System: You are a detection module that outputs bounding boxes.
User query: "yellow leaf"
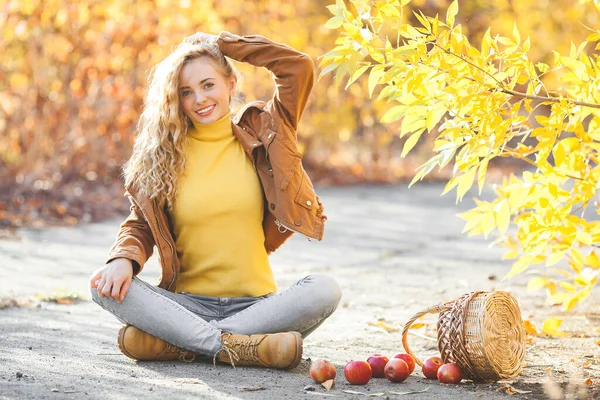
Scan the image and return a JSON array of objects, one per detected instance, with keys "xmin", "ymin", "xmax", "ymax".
[
  {"xmin": 401, "ymin": 130, "xmax": 424, "ymax": 157},
  {"xmin": 527, "ymin": 277, "xmax": 548, "ymax": 292},
  {"xmin": 542, "ymin": 317, "xmax": 566, "ymax": 336},
  {"xmin": 456, "ymin": 167, "xmax": 476, "ymax": 201},
  {"xmin": 553, "ymin": 142, "xmax": 565, "ymax": 167},
  {"xmin": 523, "ymin": 320, "xmax": 538, "ymax": 335},
  {"xmin": 571, "ymin": 249, "xmax": 584, "ymax": 272},
  {"xmin": 585, "ymin": 250, "xmax": 600, "ymax": 269},
  {"xmin": 426, "ymin": 104, "xmax": 446, "ymax": 132},
  {"xmin": 495, "ymin": 199, "xmax": 511, "ymax": 234},
  {"xmin": 559, "ymin": 282, "xmax": 576, "ymax": 292},
  {"xmin": 368, "ymin": 66, "xmax": 385, "ymax": 98},
  {"xmin": 381, "ymin": 105, "xmax": 406, "ymax": 124},
  {"xmin": 536, "ymin": 62, "xmax": 550, "ymax": 73},
  {"xmin": 477, "ymin": 159, "xmax": 488, "ymax": 194},
  {"xmin": 346, "ymin": 65, "xmax": 369, "ymax": 89},
  {"xmin": 505, "ymin": 256, "xmax": 531, "ymax": 279},
  {"xmin": 546, "ymin": 251, "xmax": 565, "ymax": 267},
  {"xmin": 548, "ymin": 291, "xmax": 569, "ymax": 305},
  {"xmin": 578, "ymin": 231, "xmax": 593, "ymax": 246},
  {"xmin": 367, "ymin": 319, "xmax": 398, "ymax": 333},
  {"xmin": 442, "ymin": 177, "xmax": 459, "ymax": 196},
  {"xmin": 512, "ymin": 22, "xmax": 521, "ymax": 44},
  {"xmin": 325, "ymin": 16, "xmax": 344, "ymax": 29},
  {"xmin": 446, "ymin": 0, "xmax": 458, "ymax": 28}
]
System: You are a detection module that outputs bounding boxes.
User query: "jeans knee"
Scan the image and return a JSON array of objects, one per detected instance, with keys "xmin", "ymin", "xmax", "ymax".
[
  {"xmin": 90, "ymin": 287, "xmax": 101, "ymax": 303},
  {"xmin": 90, "ymin": 287, "xmax": 111, "ymax": 307},
  {"xmin": 306, "ymin": 274, "xmax": 342, "ymax": 311}
]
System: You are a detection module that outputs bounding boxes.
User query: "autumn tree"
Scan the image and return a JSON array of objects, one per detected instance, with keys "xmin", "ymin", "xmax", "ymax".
[{"xmin": 320, "ymin": 0, "xmax": 600, "ymax": 312}]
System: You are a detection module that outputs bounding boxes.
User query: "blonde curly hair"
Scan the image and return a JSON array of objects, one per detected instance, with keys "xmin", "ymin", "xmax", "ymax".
[{"xmin": 123, "ymin": 41, "xmax": 239, "ymax": 209}]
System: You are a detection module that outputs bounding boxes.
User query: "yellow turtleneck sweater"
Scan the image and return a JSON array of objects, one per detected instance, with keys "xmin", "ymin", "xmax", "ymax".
[{"xmin": 171, "ymin": 111, "xmax": 275, "ymax": 297}]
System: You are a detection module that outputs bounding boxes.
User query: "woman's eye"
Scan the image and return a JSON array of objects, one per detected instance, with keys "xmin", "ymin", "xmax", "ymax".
[
  {"xmin": 181, "ymin": 90, "xmax": 191, "ymax": 97},
  {"xmin": 204, "ymin": 83, "xmax": 214, "ymax": 89}
]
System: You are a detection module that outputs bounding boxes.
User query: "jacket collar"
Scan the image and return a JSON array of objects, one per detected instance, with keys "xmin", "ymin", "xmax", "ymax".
[{"xmin": 231, "ymin": 121, "xmax": 262, "ymax": 163}]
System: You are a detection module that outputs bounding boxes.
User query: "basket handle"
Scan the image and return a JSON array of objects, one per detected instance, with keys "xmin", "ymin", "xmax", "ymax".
[{"xmin": 401, "ymin": 302, "xmax": 447, "ymax": 367}]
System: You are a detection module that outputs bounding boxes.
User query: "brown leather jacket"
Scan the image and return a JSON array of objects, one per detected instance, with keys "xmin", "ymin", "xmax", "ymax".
[{"xmin": 107, "ymin": 32, "xmax": 326, "ymax": 292}]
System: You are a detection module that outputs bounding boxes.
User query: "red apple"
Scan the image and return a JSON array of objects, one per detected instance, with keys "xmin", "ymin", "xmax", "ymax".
[
  {"xmin": 366, "ymin": 354, "xmax": 389, "ymax": 378},
  {"xmin": 437, "ymin": 363, "xmax": 462, "ymax": 384},
  {"xmin": 422, "ymin": 356, "xmax": 444, "ymax": 380},
  {"xmin": 384, "ymin": 358, "xmax": 410, "ymax": 383},
  {"xmin": 309, "ymin": 359, "xmax": 336, "ymax": 383},
  {"xmin": 344, "ymin": 360, "xmax": 372, "ymax": 385},
  {"xmin": 394, "ymin": 353, "xmax": 415, "ymax": 374}
]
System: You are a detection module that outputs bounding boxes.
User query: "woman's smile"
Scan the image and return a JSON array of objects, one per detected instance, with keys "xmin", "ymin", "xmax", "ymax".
[{"xmin": 196, "ymin": 104, "xmax": 216, "ymax": 117}]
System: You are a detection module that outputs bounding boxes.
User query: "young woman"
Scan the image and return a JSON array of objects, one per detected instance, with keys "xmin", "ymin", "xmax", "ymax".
[{"xmin": 89, "ymin": 31, "xmax": 341, "ymax": 369}]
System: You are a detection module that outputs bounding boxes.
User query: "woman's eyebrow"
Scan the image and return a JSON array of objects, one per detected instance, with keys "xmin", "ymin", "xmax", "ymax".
[{"xmin": 179, "ymin": 77, "xmax": 214, "ymax": 90}]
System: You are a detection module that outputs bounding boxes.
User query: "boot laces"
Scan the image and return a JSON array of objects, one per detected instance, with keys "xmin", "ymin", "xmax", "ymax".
[
  {"xmin": 165, "ymin": 343, "xmax": 195, "ymax": 363},
  {"xmin": 215, "ymin": 333, "xmax": 261, "ymax": 368}
]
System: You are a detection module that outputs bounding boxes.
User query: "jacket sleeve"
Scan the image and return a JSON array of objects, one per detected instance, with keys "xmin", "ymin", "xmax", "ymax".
[
  {"xmin": 106, "ymin": 197, "xmax": 155, "ymax": 275},
  {"xmin": 216, "ymin": 31, "xmax": 315, "ymax": 130}
]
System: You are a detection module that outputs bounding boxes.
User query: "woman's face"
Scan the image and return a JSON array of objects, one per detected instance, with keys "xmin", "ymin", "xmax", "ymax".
[{"xmin": 178, "ymin": 57, "xmax": 236, "ymax": 125}]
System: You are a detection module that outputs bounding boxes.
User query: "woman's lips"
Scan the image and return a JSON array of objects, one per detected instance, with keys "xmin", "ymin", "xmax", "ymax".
[{"xmin": 196, "ymin": 104, "xmax": 216, "ymax": 117}]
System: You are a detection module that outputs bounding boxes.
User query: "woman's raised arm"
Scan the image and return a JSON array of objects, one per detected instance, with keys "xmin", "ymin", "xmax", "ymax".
[{"xmin": 215, "ymin": 32, "xmax": 315, "ymax": 130}]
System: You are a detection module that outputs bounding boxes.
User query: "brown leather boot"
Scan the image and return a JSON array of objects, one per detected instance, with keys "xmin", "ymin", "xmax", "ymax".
[
  {"xmin": 117, "ymin": 325, "xmax": 196, "ymax": 362},
  {"xmin": 217, "ymin": 332, "xmax": 303, "ymax": 369}
]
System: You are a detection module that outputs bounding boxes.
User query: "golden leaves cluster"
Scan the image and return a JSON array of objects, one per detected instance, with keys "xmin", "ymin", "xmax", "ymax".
[{"xmin": 321, "ymin": 0, "xmax": 600, "ymax": 312}]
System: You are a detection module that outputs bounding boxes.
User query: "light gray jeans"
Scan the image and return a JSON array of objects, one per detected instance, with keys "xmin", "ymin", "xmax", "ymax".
[{"xmin": 91, "ymin": 274, "xmax": 341, "ymax": 357}]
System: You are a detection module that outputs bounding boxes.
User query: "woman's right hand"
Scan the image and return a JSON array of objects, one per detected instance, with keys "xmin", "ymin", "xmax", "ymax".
[{"xmin": 90, "ymin": 258, "xmax": 133, "ymax": 303}]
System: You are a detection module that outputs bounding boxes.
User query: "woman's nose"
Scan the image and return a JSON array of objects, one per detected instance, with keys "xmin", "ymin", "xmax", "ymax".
[{"xmin": 194, "ymin": 92, "xmax": 206, "ymax": 104}]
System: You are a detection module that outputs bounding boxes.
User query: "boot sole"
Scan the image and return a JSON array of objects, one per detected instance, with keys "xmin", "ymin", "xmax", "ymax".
[{"xmin": 287, "ymin": 331, "xmax": 303, "ymax": 369}]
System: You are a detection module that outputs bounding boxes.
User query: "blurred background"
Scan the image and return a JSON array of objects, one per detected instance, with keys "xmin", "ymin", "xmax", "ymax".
[{"xmin": 1, "ymin": 0, "xmax": 598, "ymax": 234}]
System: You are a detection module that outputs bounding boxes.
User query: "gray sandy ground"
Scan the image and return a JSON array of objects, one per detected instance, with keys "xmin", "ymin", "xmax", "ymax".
[{"xmin": 1, "ymin": 184, "xmax": 599, "ymax": 399}]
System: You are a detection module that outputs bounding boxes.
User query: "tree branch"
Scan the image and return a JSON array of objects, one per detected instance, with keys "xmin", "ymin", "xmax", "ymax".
[{"xmin": 433, "ymin": 42, "xmax": 600, "ymax": 110}]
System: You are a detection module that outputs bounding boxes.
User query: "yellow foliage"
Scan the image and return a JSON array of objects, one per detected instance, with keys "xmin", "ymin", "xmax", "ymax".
[
  {"xmin": 322, "ymin": 0, "xmax": 600, "ymax": 313},
  {"xmin": 542, "ymin": 317, "xmax": 566, "ymax": 336}
]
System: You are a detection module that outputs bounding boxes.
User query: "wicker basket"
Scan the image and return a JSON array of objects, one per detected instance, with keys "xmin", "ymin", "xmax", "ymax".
[{"xmin": 401, "ymin": 291, "xmax": 526, "ymax": 382}]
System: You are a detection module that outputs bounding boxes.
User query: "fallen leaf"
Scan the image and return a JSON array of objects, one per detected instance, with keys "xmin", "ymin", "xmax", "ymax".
[
  {"xmin": 498, "ymin": 384, "xmax": 516, "ymax": 395},
  {"xmin": 584, "ymin": 378, "xmax": 593, "ymax": 385},
  {"xmin": 498, "ymin": 384, "xmax": 532, "ymax": 395},
  {"xmin": 321, "ymin": 379, "xmax": 334, "ymax": 391},
  {"xmin": 523, "ymin": 320, "xmax": 539, "ymax": 335},
  {"xmin": 389, "ymin": 387, "xmax": 430, "ymax": 395},
  {"xmin": 595, "ymin": 340, "xmax": 600, "ymax": 346},
  {"xmin": 238, "ymin": 386, "xmax": 265, "ymax": 392},
  {"xmin": 367, "ymin": 319, "xmax": 398, "ymax": 333},
  {"xmin": 542, "ymin": 318, "xmax": 566, "ymax": 337},
  {"xmin": 525, "ymin": 337, "xmax": 534, "ymax": 344},
  {"xmin": 409, "ymin": 323, "xmax": 428, "ymax": 329},
  {"xmin": 545, "ymin": 367, "xmax": 552, "ymax": 373}
]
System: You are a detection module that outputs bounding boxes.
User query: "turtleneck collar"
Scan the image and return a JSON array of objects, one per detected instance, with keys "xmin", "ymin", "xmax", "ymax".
[{"xmin": 189, "ymin": 111, "xmax": 233, "ymax": 142}]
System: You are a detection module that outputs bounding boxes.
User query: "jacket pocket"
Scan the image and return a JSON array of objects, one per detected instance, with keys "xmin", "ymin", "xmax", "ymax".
[
  {"xmin": 294, "ymin": 171, "xmax": 316, "ymax": 210},
  {"xmin": 279, "ymin": 156, "xmax": 300, "ymax": 191}
]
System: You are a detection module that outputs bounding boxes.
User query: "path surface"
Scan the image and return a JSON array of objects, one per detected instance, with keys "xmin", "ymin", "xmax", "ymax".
[{"xmin": 1, "ymin": 184, "xmax": 598, "ymax": 399}]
